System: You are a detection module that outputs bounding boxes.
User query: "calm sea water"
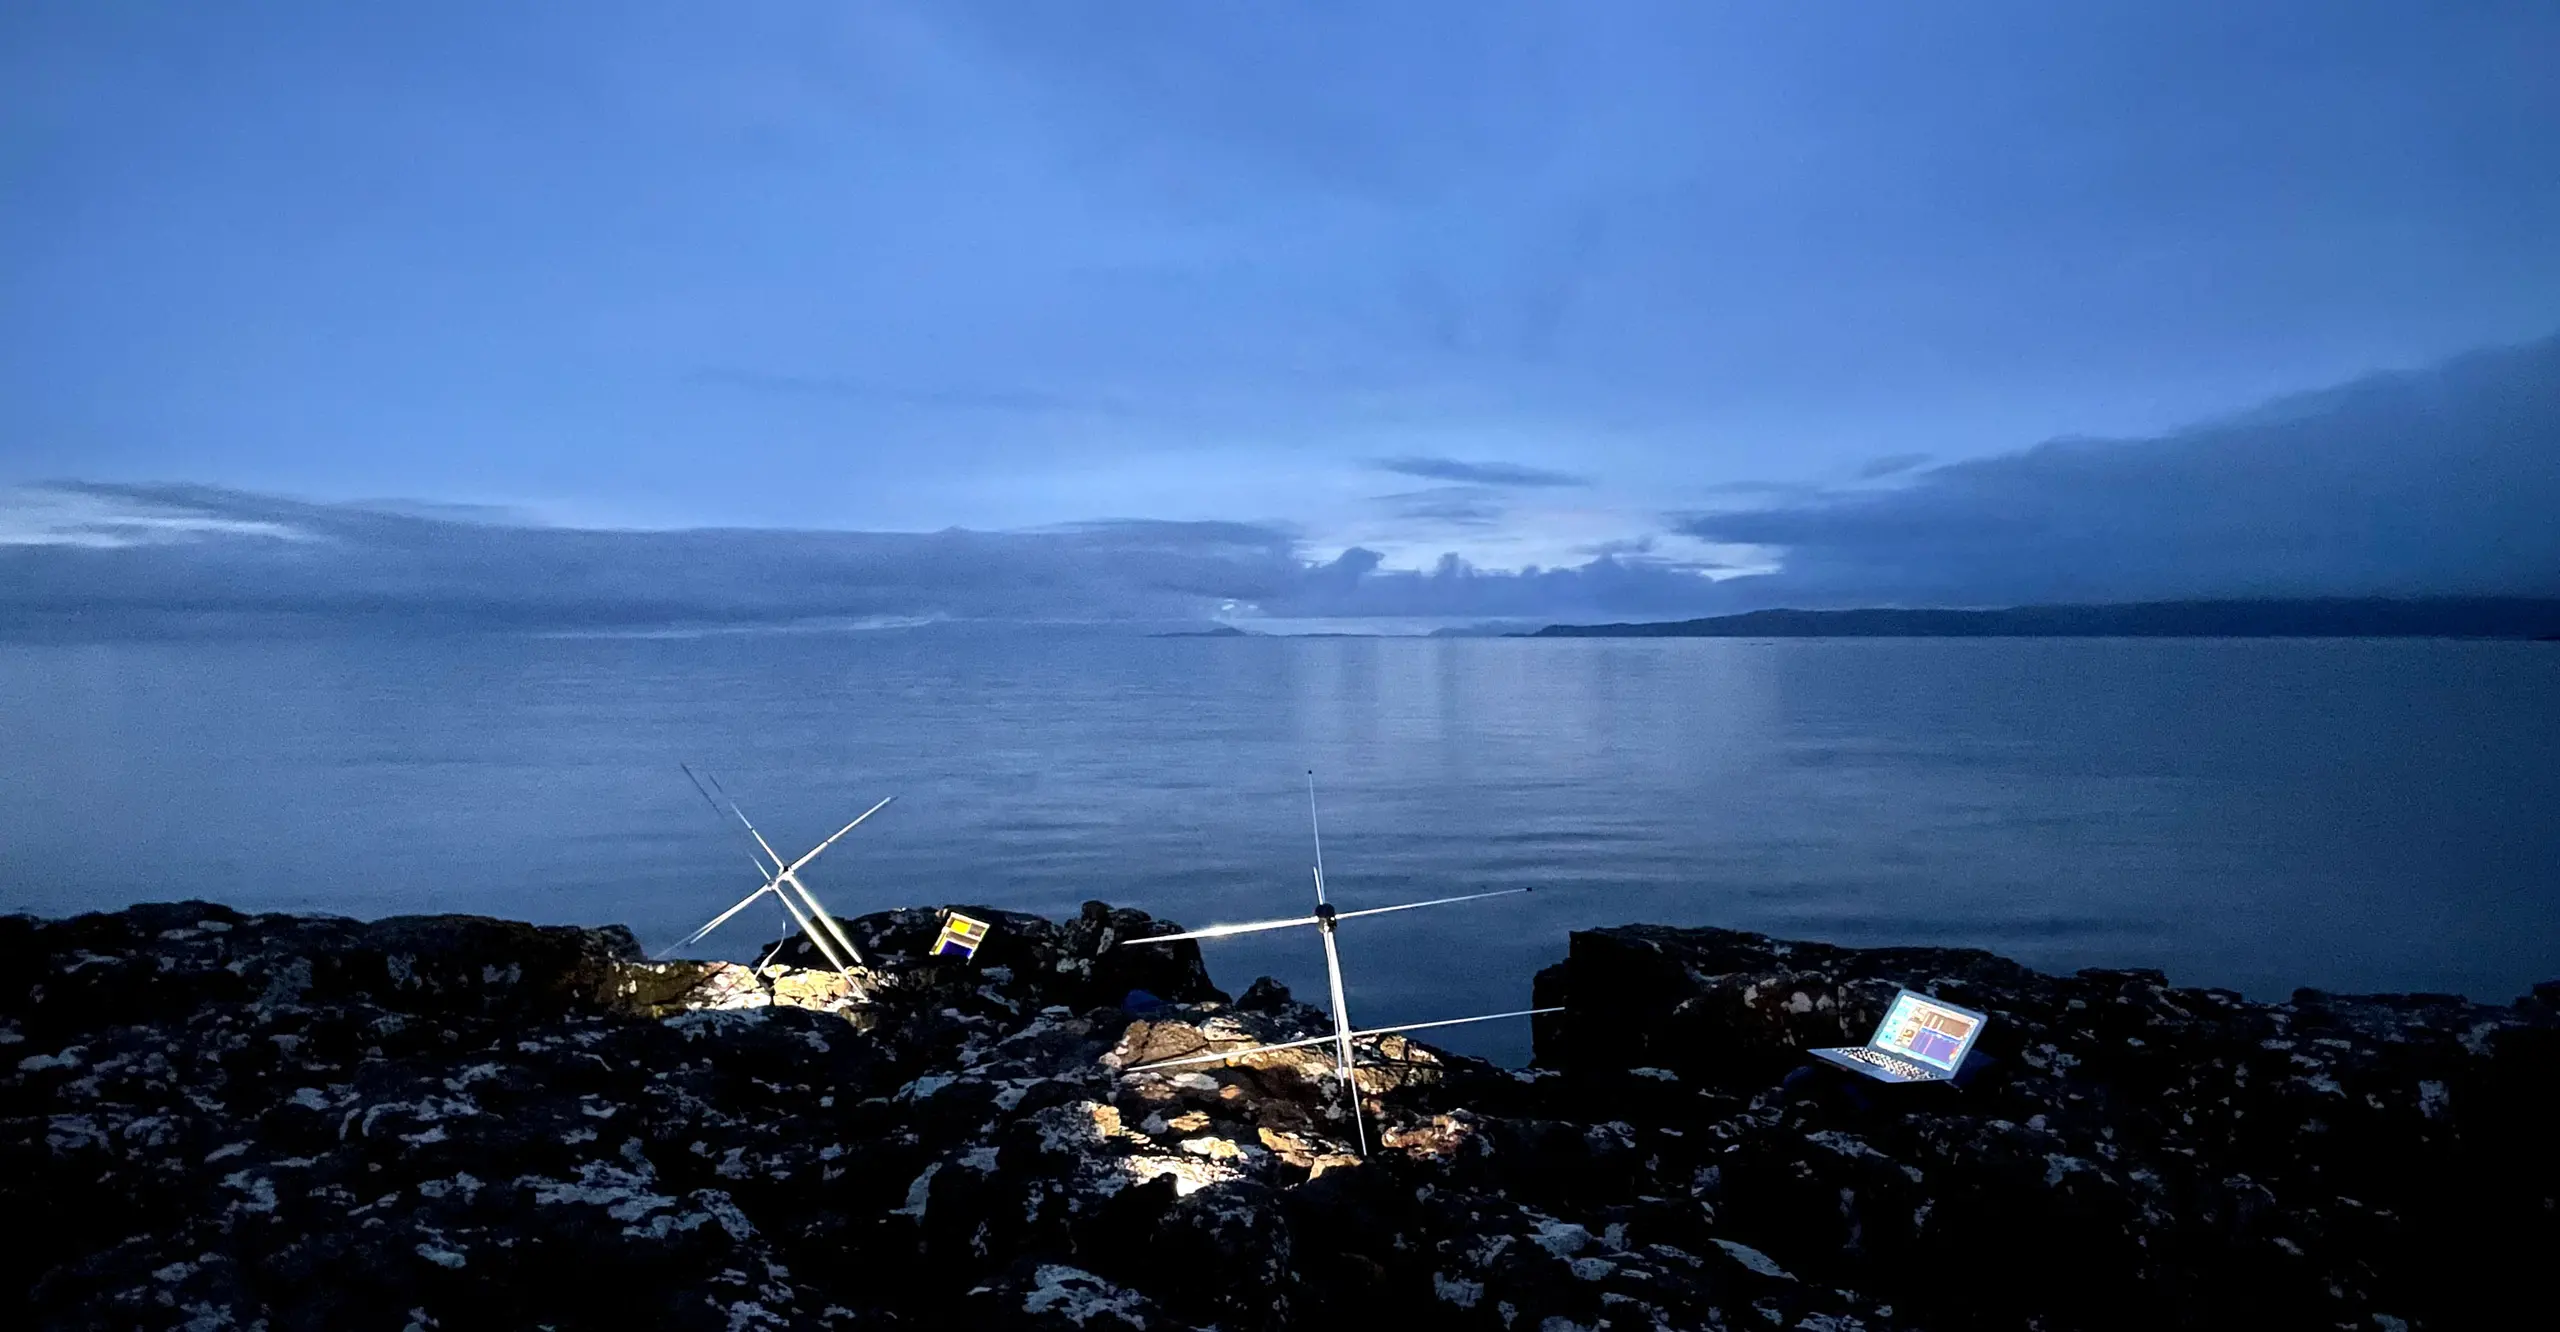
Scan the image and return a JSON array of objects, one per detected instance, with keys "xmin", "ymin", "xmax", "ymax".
[{"xmin": 3, "ymin": 627, "xmax": 2554, "ymax": 1064}]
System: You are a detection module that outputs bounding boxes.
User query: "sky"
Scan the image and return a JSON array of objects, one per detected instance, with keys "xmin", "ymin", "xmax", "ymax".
[{"xmin": 2, "ymin": 1, "xmax": 2557, "ymax": 618}]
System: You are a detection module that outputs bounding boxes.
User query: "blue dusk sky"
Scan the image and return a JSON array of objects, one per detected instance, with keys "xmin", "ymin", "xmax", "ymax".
[{"xmin": 2, "ymin": 2, "xmax": 2556, "ymax": 620}]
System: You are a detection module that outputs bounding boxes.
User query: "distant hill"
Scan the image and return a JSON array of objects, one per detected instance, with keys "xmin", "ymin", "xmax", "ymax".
[{"xmin": 1525, "ymin": 597, "xmax": 2560, "ymax": 639}]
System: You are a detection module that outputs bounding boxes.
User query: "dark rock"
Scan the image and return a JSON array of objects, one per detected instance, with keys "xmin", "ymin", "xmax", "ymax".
[
  {"xmin": 759, "ymin": 898, "xmax": 1229, "ymax": 1012},
  {"xmin": 1236, "ymin": 976, "xmax": 1296, "ymax": 1011},
  {"xmin": 8, "ymin": 902, "xmax": 2552, "ymax": 1331},
  {"xmin": 973, "ymin": 1261, "xmax": 1167, "ymax": 1331},
  {"xmin": 1534, "ymin": 923, "xmax": 2560, "ymax": 1330},
  {"xmin": 1145, "ymin": 1180, "xmax": 1294, "ymax": 1330}
]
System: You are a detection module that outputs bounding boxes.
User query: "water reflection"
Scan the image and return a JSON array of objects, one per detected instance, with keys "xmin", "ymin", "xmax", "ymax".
[{"xmin": 1, "ymin": 631, "xmax": 2554, "ymax": 1065}]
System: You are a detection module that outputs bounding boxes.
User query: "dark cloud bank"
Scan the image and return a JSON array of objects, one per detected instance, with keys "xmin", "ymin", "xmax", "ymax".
[
  {"xmin": 0, "ymin": 485, "xmax": 1731, "ymax": 632},
  {"xmin": 1371, "ymin": 456, "xmax": 1592, "ymax": 488},
  {"xmin": 1679, "ymin": 335, "xmax": 2560, "ymax": 607},
  {"xmin": 7, "ymin": 336, "xmax": 2555, "ymax": 633}
]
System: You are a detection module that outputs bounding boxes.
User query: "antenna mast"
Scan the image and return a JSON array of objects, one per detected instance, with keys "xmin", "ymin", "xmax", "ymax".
[
  {"xmin": 666, "ymin": 766, "xmax": 890, "ymax": 999},
  {"xmin": 1307, "ymin": 769, "xmax": 1326, "ymax": 906},
  {"xmin": 1122, "ymin": 772, "xmax": 1544, "ymax": 1156},
  {"xmin": 1305, "ymin": 770, "xmax": 1362, "ymax": 1151}
]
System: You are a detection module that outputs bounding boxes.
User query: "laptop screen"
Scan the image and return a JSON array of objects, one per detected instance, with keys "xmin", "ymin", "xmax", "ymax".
[{"xmin": 1868, "ymin": 990, "xmax": 1986, "ymax": 1073}]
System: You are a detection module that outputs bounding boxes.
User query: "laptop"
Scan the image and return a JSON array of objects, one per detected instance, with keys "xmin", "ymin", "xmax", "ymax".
[
  {"xmin": 1807, "ymin": 989, "xmax": 1989, "ymax": 1084},
  {"xmin": 932, "ymin": 911, "xmax": 992, "ymax": 961}
]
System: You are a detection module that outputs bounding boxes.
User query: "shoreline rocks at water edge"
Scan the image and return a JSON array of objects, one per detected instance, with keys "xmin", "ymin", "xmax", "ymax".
[{"xmin": 4, "ymin": 899, "xmax": 2553, "ymax": 1330}]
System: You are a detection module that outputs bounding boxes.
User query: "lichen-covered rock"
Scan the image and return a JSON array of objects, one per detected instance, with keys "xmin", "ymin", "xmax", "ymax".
[
  {"xmin": 973, "ymin": 1262, "xmax": 1168, "ymax": 1331},
  {"xmin": 762, "ymin": 899, "xmax": 1228, "ymax": 1014},
  {"xmin": 6, "ymin": 902, "xmax": 2551, "ymax": 1331},
  {"xmin": 1533, "ymin": 924, "xmax": 2560, "ymax": 1330}
]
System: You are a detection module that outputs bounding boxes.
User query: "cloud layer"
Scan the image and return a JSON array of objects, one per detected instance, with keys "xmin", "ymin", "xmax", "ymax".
[
  {"xmin": 6, "ymin": 335, "xmax": 2554, "ymax": 630},
  {"xmin": 1683, "ymin": 335, "xmax": 2560, "ymax": 606},
  {"xmin": 0, "ymin": 482, "xmax": 1734, "ymax": 630},
  {"xmin": 1370, "ymin": 456, "xmax": 1592, "ymax": 488}
]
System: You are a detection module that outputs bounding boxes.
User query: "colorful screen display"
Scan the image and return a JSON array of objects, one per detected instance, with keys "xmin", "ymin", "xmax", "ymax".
[
  {"xmin": 1873, "ymin": 992, "xmax": 1980, "ymax": 1071},
  {"xmin": 932, "ymin": 912, "xmax": 990, "ymax": 960}
]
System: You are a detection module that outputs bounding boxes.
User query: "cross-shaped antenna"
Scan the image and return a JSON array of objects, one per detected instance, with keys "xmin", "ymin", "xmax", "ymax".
[
  {"xmin": 661, "ymin": 764, "xmax": 893, "ymax": 1000},
  {"xmin": 1120, "ymin": 771, "xmax": 1557, "ymax": 1155}
]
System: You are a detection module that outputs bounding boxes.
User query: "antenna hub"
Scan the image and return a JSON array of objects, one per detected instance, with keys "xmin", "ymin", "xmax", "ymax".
[{"xmin": 1313, "ymin": 902, "xmax": 1338, "ymax": 928}]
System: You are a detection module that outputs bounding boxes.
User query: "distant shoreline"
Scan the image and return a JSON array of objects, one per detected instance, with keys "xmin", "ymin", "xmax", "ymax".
[
  {"xmin": 6, "ymin": 597, "xmax": 2558, "ymax": 643},
  {"xmin": 1522, "ymin": 596, "xmax": 2560, "ymax": 640}
]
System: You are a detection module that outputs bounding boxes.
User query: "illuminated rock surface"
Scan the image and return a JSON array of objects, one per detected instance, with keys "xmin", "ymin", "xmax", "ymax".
[{"xmin": 3, "ymin": 902, "xmax": 2552, "ymax": 1329}]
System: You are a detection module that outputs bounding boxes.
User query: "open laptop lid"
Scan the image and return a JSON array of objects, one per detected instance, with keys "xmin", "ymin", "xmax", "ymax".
[{"xmin": 1865, "ymin": 989, "xmax": 1989, "ymax": 1075}]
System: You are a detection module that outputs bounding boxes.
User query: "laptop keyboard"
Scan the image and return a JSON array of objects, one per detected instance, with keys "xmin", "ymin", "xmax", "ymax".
[{"xmin": 1847, "ymin": 1048, "xmax": 1934, "ymax": 1080}]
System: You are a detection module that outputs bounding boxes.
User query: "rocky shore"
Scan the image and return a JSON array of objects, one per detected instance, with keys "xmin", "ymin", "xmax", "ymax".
[{"xmin": 5, "ymin": 900, "xmax": 2553, "ymax": 1330}]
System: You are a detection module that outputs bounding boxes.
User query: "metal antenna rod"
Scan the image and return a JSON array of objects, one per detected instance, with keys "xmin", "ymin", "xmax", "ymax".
[
  {"xmin": 684, "ymin": 764, "xmax": 782, "ymax": 879},
  {"xmin": 1112, "ymin": 772, "xmax": 1551, "ymax": 1157},
  {"xmin": 678, "ymin": 763, "xmax": 806, "ymax": 955},
  {"xmin": 1119, "ymin": 887, "xmax": 1533, "ymax": 947},
  {"xmin": 1307, "ymin": 769, "xmax": 1326, "ymax": 906},
  {"xmin": 1317, "ymin": 911, "xmax": 1367, "ymax": 1155},
  {"xmin": 774, "ymin": 796, "xmax": 894, "ymax": 967},
  {"xmin": 657, "ymin": 883, "xmax": 775, "ymax": 959},
  {"xmin": 701, "ymin": 770, "xmax": 876, "ymax": 970},
  {"xmin": 673, "ymin": 766, "xmax": 872, "ymax": 996},
  {"xmin": 701, "ymin": 769, "xmax": 789, "ymax": 875},
  {"xmin": 767, "ymin": 872, "xmax": 856, "ymax": 977},
  {"xmin": 1127, "ymin": 1007, "xmax": 1568, "ymax": 1072},
  {"xmin": 1306, "ymin": 770, "xmax": 1367, "ymax": 1152}
]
